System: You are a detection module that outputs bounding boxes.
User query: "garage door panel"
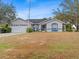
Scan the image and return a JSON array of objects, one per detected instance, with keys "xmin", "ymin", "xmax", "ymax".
[{"xmin": 11, "ymin": 26, "xmax": 27, "ymax": 33}]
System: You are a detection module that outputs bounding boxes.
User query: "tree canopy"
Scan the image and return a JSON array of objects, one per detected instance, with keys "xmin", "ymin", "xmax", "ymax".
[
  {"xmin": 53, "ymin": 0, "xmax": 79, "ymax": 24},
  {"xmin": 0, "ymin": 0, "xmax": 16, "ymax": 24}
]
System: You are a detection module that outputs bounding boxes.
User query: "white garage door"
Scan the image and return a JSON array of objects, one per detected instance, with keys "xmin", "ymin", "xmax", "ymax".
[{"xmin": 11, "ymin": 26, "xmax": 27, "ymax": 33}]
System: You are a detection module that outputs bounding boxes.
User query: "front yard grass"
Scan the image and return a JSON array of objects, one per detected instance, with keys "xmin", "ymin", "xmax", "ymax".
[
  {"xmin": 0, "ymin": 44, "xmax": 13, "ymax": 49},
  {"xmin": 0, "ymin": 32, "xmax": 79, "ymax": 59},
  {"xmin": 0, "ymin": 43, "xmax": 14, "ymax": 53}
]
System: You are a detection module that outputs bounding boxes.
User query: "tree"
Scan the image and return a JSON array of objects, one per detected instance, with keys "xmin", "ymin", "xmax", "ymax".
[
  {"xmin": 53, "ymin": 0, "xmax": 79, "ymax": 31},
  {"xmin": 53, "ymin": 8, "xmax": 73, "ymax": 23},
  {"xmin": 0, "ymin": 0, "xmax": 4, "ymax": 20},
  {"xmin": 0, "ymin": 0, "xmax": 16, "ymax": 24},
  {"xmin": 4, "ymin": 4, "xmax": 16, "ymax": 24}
]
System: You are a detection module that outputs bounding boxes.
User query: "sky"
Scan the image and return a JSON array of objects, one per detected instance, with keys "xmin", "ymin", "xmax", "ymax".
[{"xmin": 3, "ymin": 0, "xmax": 63, "ymax": 19}]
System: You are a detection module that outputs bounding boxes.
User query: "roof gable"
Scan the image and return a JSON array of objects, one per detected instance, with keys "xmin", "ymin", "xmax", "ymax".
[{"xmin": 11, "ymin": 18, "xmax": 29, "ymax": 25}]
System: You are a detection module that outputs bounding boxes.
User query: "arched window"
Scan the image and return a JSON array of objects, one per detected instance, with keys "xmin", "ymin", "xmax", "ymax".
[{"xmin": 52, "ymin": 23, "xmax": 58, "ymax": 32}]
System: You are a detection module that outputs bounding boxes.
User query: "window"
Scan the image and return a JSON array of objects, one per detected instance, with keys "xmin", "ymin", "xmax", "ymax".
[{"xmin": 52, "ymin": 23, "xmax": 58, "ymax": 32}]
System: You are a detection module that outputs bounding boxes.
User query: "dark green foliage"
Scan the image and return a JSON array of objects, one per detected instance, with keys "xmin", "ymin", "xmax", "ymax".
[
  {"xmin": 1, "ymin": 27, "xmax": 11, "ymax": 33},
  {"xmin": 0, "ymin": 24, "xmax": 11, "ymax": 33},
  {"xmin": 66, "ymin": 24, "xmax": 73, "ymax": 32},
  {"xmin": 26, "ymin": 28, "xmax": 33, "ymax": 33}
]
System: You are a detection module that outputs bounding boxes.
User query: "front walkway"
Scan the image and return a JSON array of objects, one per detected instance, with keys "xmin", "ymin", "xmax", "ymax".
[{"xmin": 0, "ymin": 33, "xmax": 24, "ymax": 38}]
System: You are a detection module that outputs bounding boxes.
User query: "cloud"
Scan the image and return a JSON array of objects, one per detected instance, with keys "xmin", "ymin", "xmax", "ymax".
[{"xmin": 16, "ymin": 9, "xmax": 28, "ymax": 19}]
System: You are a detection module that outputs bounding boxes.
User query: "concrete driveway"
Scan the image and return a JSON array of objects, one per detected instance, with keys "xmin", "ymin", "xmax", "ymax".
[{"xmin": 0, "ymin": 33, "xmax": 24, "ymax": 38}]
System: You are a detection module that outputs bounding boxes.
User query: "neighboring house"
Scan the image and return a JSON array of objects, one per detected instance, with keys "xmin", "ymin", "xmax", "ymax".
[{"xmin": 11, "ymin": 18, "xmax": 64, "ymax": 33}]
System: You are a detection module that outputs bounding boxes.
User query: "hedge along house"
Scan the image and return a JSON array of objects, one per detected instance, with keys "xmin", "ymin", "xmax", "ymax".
[{"xmin": 11, "ymin": 18, "xmax": 64, "ymax": 33}]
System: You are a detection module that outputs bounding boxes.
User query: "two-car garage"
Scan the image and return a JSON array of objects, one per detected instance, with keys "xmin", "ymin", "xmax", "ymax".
[
  {"xmin": 11, "ymin": 25, "xmax": 27, "ymax": 33},
  {"xmin": 11, "ymin": 19, "xmax": 29, "ymax": 33}
]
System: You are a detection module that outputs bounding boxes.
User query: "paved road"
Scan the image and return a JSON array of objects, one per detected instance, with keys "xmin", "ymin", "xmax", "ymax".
[{"xmin": 0, "ymin": 33, "xmax": 24, "ymax": 38}]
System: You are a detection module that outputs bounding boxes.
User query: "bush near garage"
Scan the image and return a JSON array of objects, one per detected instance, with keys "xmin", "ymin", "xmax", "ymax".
[
  {"xmin": 26, "ymin": 28, "xmax": 34, "ymax": 33},
  {"xmin": 0, "ymin": 24, "xmax": 11, "ymax": 33}
]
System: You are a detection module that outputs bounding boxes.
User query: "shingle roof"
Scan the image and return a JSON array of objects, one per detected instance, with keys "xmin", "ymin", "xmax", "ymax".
[
  {"xmin": 15, "ymin": 18, "xmax": 48, "ymax": 24},
  {"xmin": 28, "ymin": 19, "xmax": 47, "ymax": 23},
  {"xmin": 16, "ymin": 18, "xmax": 63, "ymax": 24}
]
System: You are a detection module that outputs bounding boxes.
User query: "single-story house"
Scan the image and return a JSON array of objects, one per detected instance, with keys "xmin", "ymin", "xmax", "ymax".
[{"xmin": 11, "ymin": 18, "xmax": 64, "ymax": 33}]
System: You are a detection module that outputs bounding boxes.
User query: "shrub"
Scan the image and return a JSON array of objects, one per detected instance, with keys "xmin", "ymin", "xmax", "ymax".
[
  {"xmin": 1, "ymin": 27, "xmax": 11, "ymax": 33},
  {"xmin": 0, "ymin": 24, "xmax": 11, "ymax": 33},
  {"xmin": 26, "ymin": 28, "xmax": 33, "ymax": 33},
  {"xmin": 66, "ymin": 24, "xmax": 73, "ymax": 32}
]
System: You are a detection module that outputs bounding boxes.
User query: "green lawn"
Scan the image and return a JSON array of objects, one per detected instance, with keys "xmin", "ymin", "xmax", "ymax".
[{"xmin": 0, "ymin": 44, "xmax": 13, "ymax": 49}]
